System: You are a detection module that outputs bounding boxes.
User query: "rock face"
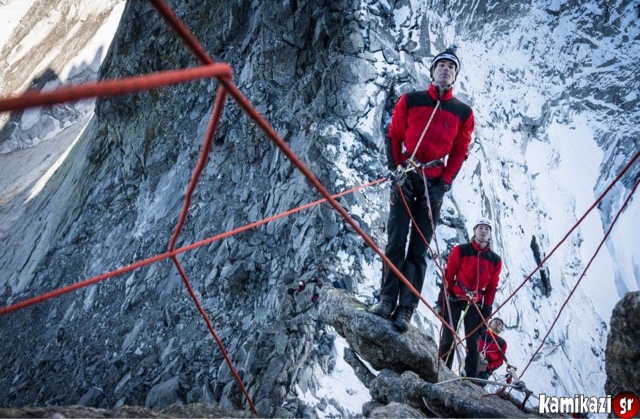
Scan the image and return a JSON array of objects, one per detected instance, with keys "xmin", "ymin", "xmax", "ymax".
[
  {"xmin": 605, "ymin": 291, "xmax": 640, "ymax": 397},
  {"xmin": 0, "ymin": 403, "xmax": 253, "ymax": 418},
  {"xmin": 0, "ymin": 1, "xmax": 394, "ymax": 417}
]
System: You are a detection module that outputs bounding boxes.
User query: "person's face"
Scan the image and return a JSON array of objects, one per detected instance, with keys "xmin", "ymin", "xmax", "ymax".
[
  {"xmin": 474, "ymin": 224, "xmax": 491, "ymax": 243},
  {"xmin": 490, "ymin": 319, "xmax": 504, "ymax": 333},
  {"xmin": 433, "ymin": 59, "xmax": 457, "ymax": 86}
]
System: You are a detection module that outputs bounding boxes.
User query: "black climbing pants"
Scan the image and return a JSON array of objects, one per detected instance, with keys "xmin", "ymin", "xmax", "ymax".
[
  {"xmin": 379, "ymin": 171, "xmax": 445, "ymax": 309},
  {"xmin": 438, "ymin": 298, "xmax": 482, "ymax": 378}
]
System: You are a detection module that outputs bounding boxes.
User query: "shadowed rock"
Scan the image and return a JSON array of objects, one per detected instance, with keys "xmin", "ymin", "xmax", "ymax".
[
  {"xmin": 365, "ymin": 400, "xmax": 426, "ymax": 418},
  {"xmin": 605, "ymin": 291, "xmax": 640, "ymax": 397},
  {"xmin": 0, "ymin": 403, "xmax": 253, "ymax": 418}
]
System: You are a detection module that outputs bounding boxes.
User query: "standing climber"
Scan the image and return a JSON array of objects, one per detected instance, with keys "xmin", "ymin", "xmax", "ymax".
[
  {"xmin": 371, "ymin": 46, "xmax": 475, "ymax": 333},
  {"xmin": 437, "ymin": 217, "xmax": 502, "ymax": 378},
  {"xmin": 477, "ymin": 317, "xmax": 507, "ymax": 386}
]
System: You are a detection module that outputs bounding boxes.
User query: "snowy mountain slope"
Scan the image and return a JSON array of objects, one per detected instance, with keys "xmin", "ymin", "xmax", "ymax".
[
  {"xmin": 315, "ymin": 0, "xmax": 640, "ymax": 406},
  {"xmin": 0, "ymin": 0, "xmax": 125, "ymax": 232},
  {"xmin": 0, "ymin": 0, "xmax": 638, "ymax": 416},
  {"xmin": 0, "ymin": 0, "xmax": 125, "ymax": 97}
]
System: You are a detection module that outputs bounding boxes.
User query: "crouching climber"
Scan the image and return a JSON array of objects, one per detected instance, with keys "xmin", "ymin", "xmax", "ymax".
[{"xmin": 477, "ymin": 317, "xmax": 507, "ymax": 386}]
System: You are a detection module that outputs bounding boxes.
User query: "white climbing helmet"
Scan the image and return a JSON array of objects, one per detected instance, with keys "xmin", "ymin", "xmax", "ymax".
[{"xmin": 473, "ymin": 217, "xmax": 492, "ymax": 230}]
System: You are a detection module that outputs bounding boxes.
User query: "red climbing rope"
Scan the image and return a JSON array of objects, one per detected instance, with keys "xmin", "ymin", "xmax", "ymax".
[
  {"xmin": 518, "ymin": 175, "xmax": 640, "ymax": 378},
  {"xmin": 483, "ymin": 149, "xmax": 640, "ymax": 331},
  {"xmin": 150, "ymin": 1, "xmax": 448, "ymax": 350},
  {"xmin": 168, "ymin": 86, "xmax": 228, "ymax": 252},
  {"xmin": 0, "ymin": 178, "xmax": 384, "ymax": 313},
  {"xmin": 0, "ymin": 64, "xmax": 232, "ymax": 113}
]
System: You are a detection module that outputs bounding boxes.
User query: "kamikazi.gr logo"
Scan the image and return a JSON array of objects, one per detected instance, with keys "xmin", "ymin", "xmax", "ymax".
[
  {"xmin": 538, "ymin": 392, "xmax": 639, "ymax": 417},
  {"xmin": 613, "ymin": 392, "xmax": 640, "ymax": 418}
]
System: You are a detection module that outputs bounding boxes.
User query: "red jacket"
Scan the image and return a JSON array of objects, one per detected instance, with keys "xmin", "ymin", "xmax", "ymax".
[
  {"xmin": 479, "ymin": 329, "xmax": 507, "ymax": 372},
  {"xmin": 444, "ymin": 241, "xmax": 502, "ymax": 306},
  {"xmin": 388, "ymin": 84, "xmax": 474, "ymax": 184}
]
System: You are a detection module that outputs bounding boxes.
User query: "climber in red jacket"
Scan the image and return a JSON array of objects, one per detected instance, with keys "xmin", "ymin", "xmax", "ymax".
[
  {"xmin": 371, "ymin": 46, "xmax": 475, "ymax": 333},
  {"xmin": 437, "ymin": 217, "xmax": 502, "ymax": 378},
  {"xmin": 477, "ymin": 317, "xmax": 507, "ymax": 386}
]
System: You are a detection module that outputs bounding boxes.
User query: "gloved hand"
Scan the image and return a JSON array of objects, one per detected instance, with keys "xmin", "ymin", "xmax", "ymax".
[
  {"xmin": 442, "ymin": 182, "xmax": 451, "ymax": 192},
  {"xmin": 478, "ymin": 356, "xmax": 489, "ymax": 373},
  {"xmin": 480, "ymin": 304, "xmax": 493, "ymax": 320},
  {"xmin": 434, "ymin": 286, "xmax": 445, "ymax": 316},
  {"xmin": 387, "ymin": 165, "xmax": 408, "ymax": 186},
  {"xmin": 434, "ymin": 301, "xmax": 442, "ymax": 316}
]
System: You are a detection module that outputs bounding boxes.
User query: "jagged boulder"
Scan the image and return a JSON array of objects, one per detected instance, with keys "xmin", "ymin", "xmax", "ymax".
[
  {"xmin": 318, "ymin": 286, "xmax": 542, "ymax": 418},
  {"xmin": 317, "ymin": 284, "xmax": 443, "ymax": 383},
  {"xmin": 365, "ymin": 400, "xmax": 426, "ymax": 418},
  {"xmin": 605, "ymin": 291, "xmax": 640, "ymax": 397}
]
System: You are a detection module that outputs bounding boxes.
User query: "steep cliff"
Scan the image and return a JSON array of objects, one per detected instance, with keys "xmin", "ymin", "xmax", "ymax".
[{"xmin": 0, "ymin": 1, "xmax": 391, "ymax": 416}]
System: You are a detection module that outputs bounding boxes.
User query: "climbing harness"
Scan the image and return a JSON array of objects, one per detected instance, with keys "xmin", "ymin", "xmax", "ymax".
[
  {"xmin": 386, "ymin": 158, "xmax": 443, "ymax": 186},
  {"xmin": 454, "ymin": 279, "xmax": 479, "ymax": 301}
]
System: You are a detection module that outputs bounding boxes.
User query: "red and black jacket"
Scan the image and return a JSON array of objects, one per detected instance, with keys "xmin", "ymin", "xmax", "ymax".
[
  {"xmin": 479, "ymin": 329, "xmax": 507, "ymax": 372},
  {"xmin": 387, "ymin": 84, "xmax": 474, "ymax": 185},
  {"xmin": 444, "ymin": 240, "xmax": 502, "ymax": 306}
]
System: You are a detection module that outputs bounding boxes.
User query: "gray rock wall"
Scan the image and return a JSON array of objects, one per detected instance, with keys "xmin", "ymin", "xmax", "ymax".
[{"xmin": 0, "ymin": 1, "xmax": 392, "ymax": 416}]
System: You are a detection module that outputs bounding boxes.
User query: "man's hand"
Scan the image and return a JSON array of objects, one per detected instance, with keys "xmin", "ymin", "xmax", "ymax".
[
  {"xmin": 442, "ymin": 182, "xmax": 451, "ymax": 192},
  {"xmin": 478, "ymin": 356, "xmax": 489, "ymax": 372},
  {"xmin": 387, "ymin": 165, "xmax": 408, "ymax": 186},
  {"xmin": 480, "ymin": 304, "xmax": 492, "ymax": 320}
]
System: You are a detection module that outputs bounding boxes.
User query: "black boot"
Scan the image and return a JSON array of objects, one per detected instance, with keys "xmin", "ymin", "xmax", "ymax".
[
  {"xmin": 371, "ymin": 300, "xmax": 395, "ymax": 319},
  {"xmin": 393, "ymin": 306, "xmax": 414, "ymax": 332}
]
